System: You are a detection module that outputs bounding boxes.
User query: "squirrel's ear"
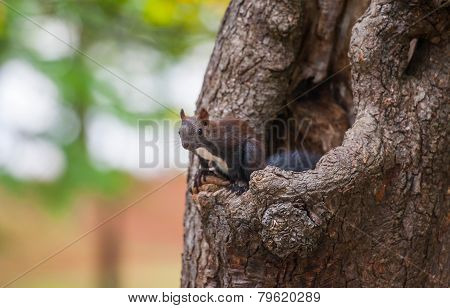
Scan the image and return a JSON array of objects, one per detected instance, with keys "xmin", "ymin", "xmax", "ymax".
[
  {"xmin": 198, "ymin": 108, "xmax": 209, "ymax": 122},
  {"xmin": 180, "ymin": 109, "xmax": 186, "ymax": 120}
]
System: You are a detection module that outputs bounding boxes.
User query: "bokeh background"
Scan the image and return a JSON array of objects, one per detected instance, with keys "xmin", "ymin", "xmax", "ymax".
[{"xmin": 0, "ymin": 0, "xmax": 228, "ymax": 287}]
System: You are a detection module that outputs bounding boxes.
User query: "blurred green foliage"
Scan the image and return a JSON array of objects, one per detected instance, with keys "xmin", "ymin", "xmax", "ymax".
[{"xmin": 0, "ymin": 0, "xmax": 227, "ymax": 211}]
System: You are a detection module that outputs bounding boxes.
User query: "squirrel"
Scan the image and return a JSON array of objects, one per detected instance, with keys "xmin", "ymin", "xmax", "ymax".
[{"xmin": 179, "ymin": 108, "xmax": 319, "ymax": 192}]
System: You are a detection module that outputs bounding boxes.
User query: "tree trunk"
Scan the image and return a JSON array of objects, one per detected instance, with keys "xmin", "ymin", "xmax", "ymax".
[{"xmin": 181, "ymin": 0, "xmax": 449, "ymax": 287}]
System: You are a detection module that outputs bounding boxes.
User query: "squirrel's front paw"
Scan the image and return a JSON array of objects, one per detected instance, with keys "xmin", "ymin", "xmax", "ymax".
[
  {"xmin": 192, "ymin": 170, "xmax": 204, "ymax": 190},
  {"xmin": 190, "ymin": 170, "xmax": 229, "ymax": 194}
]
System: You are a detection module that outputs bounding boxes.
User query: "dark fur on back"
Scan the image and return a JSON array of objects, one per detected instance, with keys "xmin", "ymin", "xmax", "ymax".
[{"xmin": 266, "ymin": 150, "xmax": 320, "ymax": 172}]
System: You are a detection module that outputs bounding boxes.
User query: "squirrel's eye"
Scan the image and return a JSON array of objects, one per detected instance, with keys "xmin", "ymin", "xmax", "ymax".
[{"xmin": 197, "ymin": 128, "xmax": 203, "ymax": 136}]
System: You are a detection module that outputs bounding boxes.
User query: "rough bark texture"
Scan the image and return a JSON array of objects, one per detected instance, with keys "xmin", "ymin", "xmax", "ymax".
[{"xmin": 181, "ymin": 0, "xmax": 449, "ymax": 287}]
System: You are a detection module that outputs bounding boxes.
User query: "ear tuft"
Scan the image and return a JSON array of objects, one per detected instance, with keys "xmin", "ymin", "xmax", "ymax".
[
  {"xmin": 198, "ymin": 108, "xmax": 209, "ymax": 121},
  {"xmin": 180, "ymin": 109, "xmax": 186, "ymax": 120}
]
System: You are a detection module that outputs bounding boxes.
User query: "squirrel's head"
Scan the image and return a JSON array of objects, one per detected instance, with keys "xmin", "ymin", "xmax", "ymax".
[{"xmin": 179, "ymin": 108, "xmax": 210, "ymax": 150}]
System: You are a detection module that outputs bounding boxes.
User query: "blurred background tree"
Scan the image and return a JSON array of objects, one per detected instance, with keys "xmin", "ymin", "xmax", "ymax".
[{"xmin": 0, "ymin": 0, "xmax": 228, "ymax": 287}]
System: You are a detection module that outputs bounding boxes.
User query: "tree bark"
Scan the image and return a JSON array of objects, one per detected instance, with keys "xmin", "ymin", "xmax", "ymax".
[{"xmin": 181, "ymin": 0, "xmax": 449, "ymax": 287}]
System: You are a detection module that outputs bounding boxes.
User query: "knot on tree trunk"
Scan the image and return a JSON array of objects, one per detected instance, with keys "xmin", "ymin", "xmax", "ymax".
[{"xmin": 260, "ymin": 203, "xmax": 321, "ymax": 258}]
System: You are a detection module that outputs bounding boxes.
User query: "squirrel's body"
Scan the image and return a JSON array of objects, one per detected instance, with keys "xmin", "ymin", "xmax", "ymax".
[{"xmin": 179, "ymin": 108, "xmax": 318, "ymax": 189}]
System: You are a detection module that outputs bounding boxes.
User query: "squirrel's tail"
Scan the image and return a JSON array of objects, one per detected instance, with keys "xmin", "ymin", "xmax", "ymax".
[{"xmin": 266, "ymin": 150, "xmax": 320, "ymax": 172}]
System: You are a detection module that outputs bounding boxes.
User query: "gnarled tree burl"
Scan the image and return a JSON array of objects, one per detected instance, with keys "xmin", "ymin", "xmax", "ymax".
[{"xmin": 181, "ymin": 0, "xmax": 449, "ymax": 287}]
